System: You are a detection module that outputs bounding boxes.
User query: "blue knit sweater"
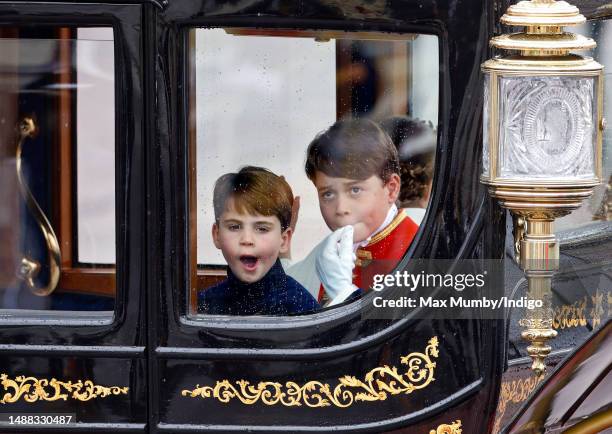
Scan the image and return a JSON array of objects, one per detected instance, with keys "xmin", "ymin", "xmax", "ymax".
[{"xmin": 197, "ymin": 259, "xmax": 319, "ymax": 315}]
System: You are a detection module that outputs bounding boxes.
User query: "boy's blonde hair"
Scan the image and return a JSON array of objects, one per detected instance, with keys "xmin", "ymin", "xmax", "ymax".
[{"xmin": 213, "ymin": 166, "xmax": 293, "ymax": 231}]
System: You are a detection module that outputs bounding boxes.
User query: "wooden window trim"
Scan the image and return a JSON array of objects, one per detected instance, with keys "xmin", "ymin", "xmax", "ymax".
[
  {"xmin": 52, "ymin": 27, "xmax": 116, "ymax": 298},
  {"xmin": 0, "ymin": 27, "xmax": 20, "ymax": 289},
  {"xmin": 188, "ymin": 30, "xmax": 199, "ymax": 314},
  {"xmin": 58, "ymin": 268, "xmax": 115, "ymax": 297}
]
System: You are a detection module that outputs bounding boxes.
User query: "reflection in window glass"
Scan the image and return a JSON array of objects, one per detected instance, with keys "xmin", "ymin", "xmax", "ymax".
[
  {"xmin": 190, "ymin": 28, "xmax": 439, "ymax": 315},
  {"xmin": 194, "ymin": 29, "xmax": 336, "ymax": 266},
  {"xmin": 557, "ymin": 20, "xmax": 612, "ymax": 232},
  {"xmin": 0, "ymin": 28, "xmax": 115, "ymax": 317}
]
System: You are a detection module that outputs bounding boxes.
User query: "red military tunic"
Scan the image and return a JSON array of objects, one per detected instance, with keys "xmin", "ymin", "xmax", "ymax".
[{"xmin": 317, "ymin": 209, "xmax": 419, "ymax": 302}]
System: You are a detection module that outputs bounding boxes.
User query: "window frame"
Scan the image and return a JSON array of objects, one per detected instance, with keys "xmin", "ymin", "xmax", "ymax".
[
  {"xmin": 0, "ymin": 25, "xmax": 117, "ymax": 298},
  {"xmin": 0, "ymin": 2, "xmax": 145, "ymax": 340},
  {"xmin": 186, "ymin": 27, "xmax": 430, "ymax": 315},
  {"xmin": 52, "ymin": 27, "xmax": 117, "ymax": 298},
  {"xmin": 180, "ymin": 24, "xmax": 443, "ymax": 322}
]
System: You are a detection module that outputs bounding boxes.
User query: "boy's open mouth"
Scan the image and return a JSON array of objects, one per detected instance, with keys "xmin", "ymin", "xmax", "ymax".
[{"xmin": 239, "ymin": 255, "xmax": 259, "ymax": 270}]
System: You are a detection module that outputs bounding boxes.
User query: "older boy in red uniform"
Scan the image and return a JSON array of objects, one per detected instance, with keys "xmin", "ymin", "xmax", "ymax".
[{"xmin": 285, "ymin": 119, "xmax": 419, "ymax": 305}]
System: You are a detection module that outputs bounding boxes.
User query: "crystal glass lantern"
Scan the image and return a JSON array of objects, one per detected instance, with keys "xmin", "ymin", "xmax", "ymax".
[
  {"xmin": 482, "ymin": 0, "xmax": 603, "ymax": 198},
  {"xmin": 481, "ymin": 0, "xmax": 605, "ymax": 375}
]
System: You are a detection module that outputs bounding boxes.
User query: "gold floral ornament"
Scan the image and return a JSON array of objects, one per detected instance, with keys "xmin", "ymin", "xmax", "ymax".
[
  {"xmin": 492, "ymin": 375, "xmax": 544, "ymax": 433},
  {"xmin": 0, "ymin": 374, "xmax": 129, "ymax": 403},
  {"xmin": 182, "ymin": 336, "xmax": 439, "ymax": 408},
  {"xmin": 429, "ymin": 419, "xmax": 462, "ymax": 434}
]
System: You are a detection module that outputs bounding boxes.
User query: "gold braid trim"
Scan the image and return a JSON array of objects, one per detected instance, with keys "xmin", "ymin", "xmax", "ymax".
[
  {"xmin": 0, "ymin": 374, "xmax": 128, "ymax": 403},
  {"xmin": 365, "ymin": 210, "xmax": 408, "ymax": 246},
  {"xmin": 181, "ymin": 336, "xmax": 439, "ymax": 408}
]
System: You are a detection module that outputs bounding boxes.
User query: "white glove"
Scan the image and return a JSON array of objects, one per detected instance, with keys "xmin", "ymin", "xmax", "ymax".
[{"xmin": 315, "ymin": 226, "xmax": 359, "ymax": 306}]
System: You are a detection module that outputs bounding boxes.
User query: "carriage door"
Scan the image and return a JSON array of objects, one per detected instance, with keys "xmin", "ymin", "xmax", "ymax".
[{"xmin": 0, "ymin": 3, "xmax": 147, "ymax": 431}]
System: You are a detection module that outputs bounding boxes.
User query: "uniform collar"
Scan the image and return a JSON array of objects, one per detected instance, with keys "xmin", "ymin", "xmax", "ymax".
[{"xmin": 353, "ymin": 204, "xmax": 398, "ymax": 251}]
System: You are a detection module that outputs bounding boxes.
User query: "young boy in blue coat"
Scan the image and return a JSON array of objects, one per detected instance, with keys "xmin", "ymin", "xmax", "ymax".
[{"xmin": 197, "ymin": 166, "xmax": 319, "ymax": 315}]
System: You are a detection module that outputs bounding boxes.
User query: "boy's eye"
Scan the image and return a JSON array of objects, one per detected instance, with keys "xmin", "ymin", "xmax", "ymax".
[
  {"xmin": 227, "ymin": 224, "xmax": 241, "ymax": 231},
  {"xmin": 350, "ymin": 186, "xmax": 362, "ymax": 194},
  {"xmin": 320, "ymin": 191, "xmax": 334, "ymax": 200},
  {"xmin": 255, "ymin": 225, "xmax": 270, "ymax": 233}
]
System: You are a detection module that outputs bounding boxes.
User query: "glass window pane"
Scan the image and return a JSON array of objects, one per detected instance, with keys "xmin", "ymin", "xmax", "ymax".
[
  {"xmin": 190, "ymin": 28, "xmax": 439, "ymax": 316},
  {"xmin": 0, "ymin": 27, "xmax": 115, "ymax": 318},
  {"xmin": 76, "ymin": 27, "xmax": 115, "ymax": 265},
  {"xmin": 195, "ymin": 29, "xmax": 337, "ymax": 266}
]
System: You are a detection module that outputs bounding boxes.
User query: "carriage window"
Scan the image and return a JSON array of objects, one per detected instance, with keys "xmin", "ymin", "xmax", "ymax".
[
  {"xmin": 0, "ymin": 27, "xmax": 115, "ymax": 318},
  {"xmin": 188, "ymin": 28, "xmax": 439, "ymax": 316}
]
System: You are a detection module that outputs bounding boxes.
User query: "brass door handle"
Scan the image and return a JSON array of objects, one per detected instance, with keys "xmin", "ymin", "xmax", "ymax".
[{"xmin": 15, "ymin": 117, "xmax": 61, "ymax": 296}]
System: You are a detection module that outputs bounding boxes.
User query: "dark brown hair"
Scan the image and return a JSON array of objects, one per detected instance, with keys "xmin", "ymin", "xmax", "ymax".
[
  {"xmin": 305, "ymin": 119, "xmax": 399, "ymax": 183},
  {"xmin": 213, "ymin": 166, "xmax": 293, "ymax": 231},
  {"xmin": 380, "ymin": 116, "xmax": 435, "ymax": 205}
]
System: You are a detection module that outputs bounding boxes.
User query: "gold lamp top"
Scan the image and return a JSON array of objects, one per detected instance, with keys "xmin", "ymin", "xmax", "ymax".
[{"xmin": 490, "ymin": 0, "xmax": 596, "ymax": 56}]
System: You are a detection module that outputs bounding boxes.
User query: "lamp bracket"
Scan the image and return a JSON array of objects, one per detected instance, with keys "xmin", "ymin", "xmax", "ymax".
[{"xmin": 511, "ymin": 213, "xmax": 526, "ymax": 264}]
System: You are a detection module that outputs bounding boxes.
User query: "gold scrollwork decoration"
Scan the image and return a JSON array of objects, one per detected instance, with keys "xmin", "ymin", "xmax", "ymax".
[
  {"xmin": 552, "ymin": 297, "xmax": 588, "ymax": 329},
  {"xmin": 492, "ymin": 375, "xmax": 544, "ymax": 433},
  {"xmin": 181, "ymin": 336, "xmax": 439, "ymax": 408},
  {"xmin": 550, "ymin": 291, "xmax": 611, "ymax": 330},
  {"xmin": 590, "ymin": 291, "xmax": 605, "ymax": 328},
  {"xmin": 0, "ymin": 374, "xmax": 128, "ymax": 404},
  {"xmin": 429, "ymin": 419, "xmax": 462, "ymax": 434}
]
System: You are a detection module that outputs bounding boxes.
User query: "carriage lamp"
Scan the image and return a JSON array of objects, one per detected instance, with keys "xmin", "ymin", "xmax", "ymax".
[{"xmin": 481, "ymin": 0, "xmax": 604, "ymax": 375}]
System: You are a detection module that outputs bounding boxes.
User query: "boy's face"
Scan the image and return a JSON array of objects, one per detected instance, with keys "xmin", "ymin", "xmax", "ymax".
[
  {"xmin": 314, "ymin": 172, "xmax": 400, "ymax": 243},
  {"xmin": 212, "ymin": 198, "xmax": 291, "ymax": 284}
]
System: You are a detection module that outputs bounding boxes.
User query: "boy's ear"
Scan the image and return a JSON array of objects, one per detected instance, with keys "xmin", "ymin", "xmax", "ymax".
[
  {"xmin": 211, "ymin": 223, "xmax": 221, "ymax": 249},
  {"xmin": 279, "ymin": 227, "xmax": 293, "ymax": 255},
  {"xmin": 385, "ymin": 173, "xmax": 401, "ymax": 203}
]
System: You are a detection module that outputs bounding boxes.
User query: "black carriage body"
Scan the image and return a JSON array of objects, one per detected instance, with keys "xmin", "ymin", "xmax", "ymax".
[
  {"xmin": 0, "ymin": 2, "xmax": 148, "ymax": 432},
  {"xmin": 0, "ymin": 0, "xmax": 609, "ymax": 433},
  {"xmin": 152, "ymin": 1, "xmax": 506, "ymax": 433}
]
